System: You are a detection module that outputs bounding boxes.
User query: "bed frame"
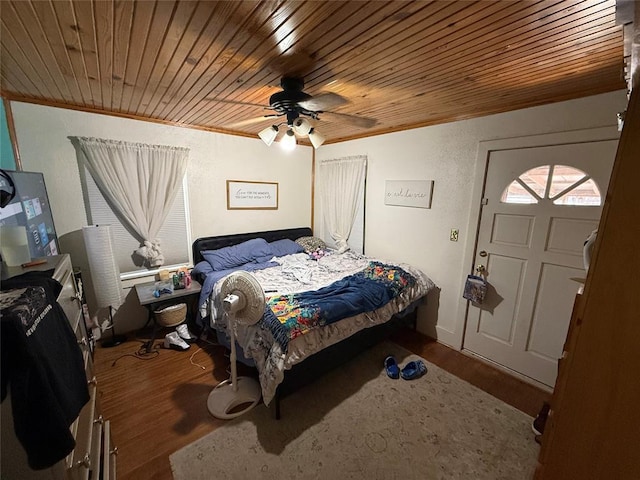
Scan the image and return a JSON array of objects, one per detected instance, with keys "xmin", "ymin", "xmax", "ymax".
[{"xmin": 192, "ymin": 227, "xmax": 417, "ymax": 419}]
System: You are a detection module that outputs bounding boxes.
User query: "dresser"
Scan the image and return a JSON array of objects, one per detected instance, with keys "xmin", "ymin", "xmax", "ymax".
[{"xmin": 1, "ymin": 254, "xmax": 117, "ymax": 479}]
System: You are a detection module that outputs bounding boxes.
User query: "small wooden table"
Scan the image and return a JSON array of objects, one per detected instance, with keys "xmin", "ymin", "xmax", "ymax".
[{"xmin": 134, "ymin": 279, "xmax": 202, "ymax": 351}]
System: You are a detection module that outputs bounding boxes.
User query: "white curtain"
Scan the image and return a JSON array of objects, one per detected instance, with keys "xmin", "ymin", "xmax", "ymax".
[
  {"xmin": 74, "ymin": 137, "xmax": 189, "ymax": 267},
  {"xmin": 318, "ymin": 155, "xmax": 367, "ymax": 253}
]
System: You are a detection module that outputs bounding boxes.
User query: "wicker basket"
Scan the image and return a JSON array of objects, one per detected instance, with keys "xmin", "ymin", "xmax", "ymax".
[{"xmin": 155, "ymin": 303, "xmax": 186, "ymax": 327}]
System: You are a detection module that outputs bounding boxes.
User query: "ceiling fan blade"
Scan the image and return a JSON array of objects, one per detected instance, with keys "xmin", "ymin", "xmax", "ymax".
[
  {"xmin": 321, "ymin": 111, "xmax": 378, "ymax": 129},
  {"xmin": 298, "ymin": 92, "xmax": 349, "ymax": 111},
  {"xmin": 267, "ymin": 51, "xmax": 317, "ymax": 78},
  {"xmin": 226, "ymin": 114, "xmax": 281, "ymax": 128}
]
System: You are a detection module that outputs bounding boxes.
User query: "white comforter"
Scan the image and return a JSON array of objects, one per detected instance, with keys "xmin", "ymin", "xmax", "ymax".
[{"xmin": 202, "ymin": 250, "xmax": 435, "ymax": 405}]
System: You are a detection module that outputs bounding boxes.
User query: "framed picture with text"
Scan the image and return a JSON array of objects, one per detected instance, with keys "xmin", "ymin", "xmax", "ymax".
[
  {"xmin": 226, "ymin": 180, "xmax": 279, "ymax": 210},
  {"xmin": 384, "ymin": 180, "xmax": 434, "ymax": 208}
]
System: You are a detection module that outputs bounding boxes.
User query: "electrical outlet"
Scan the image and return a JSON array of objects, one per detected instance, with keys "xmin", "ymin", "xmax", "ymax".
[{"xmin": 450, "ymin": 228, "xmax": 459, "ymax": 242}]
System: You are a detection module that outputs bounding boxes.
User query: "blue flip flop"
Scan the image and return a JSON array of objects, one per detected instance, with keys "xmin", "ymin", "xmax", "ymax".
[
  {"xmin": 384, "ymin": 355, "xmax": 400, "ymax": 379},
  {"xmin": 400, "ymin": 360, "xmax": 427, "ymax": 380}
]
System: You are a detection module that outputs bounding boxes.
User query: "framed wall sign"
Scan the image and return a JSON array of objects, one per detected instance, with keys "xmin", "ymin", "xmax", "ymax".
[
  {"xmin": 226, "ymin": 180, "xmax": 279, "ymax": 210},
  {"xmin": 384, "ymin": 180, "xmax": 434, "ymax": 209}
]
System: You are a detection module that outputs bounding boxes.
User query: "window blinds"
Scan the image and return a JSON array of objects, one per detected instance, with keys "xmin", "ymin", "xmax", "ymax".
[{"xmin": 83, "ymin": 166, "xmax": 191, "ymax": 276}]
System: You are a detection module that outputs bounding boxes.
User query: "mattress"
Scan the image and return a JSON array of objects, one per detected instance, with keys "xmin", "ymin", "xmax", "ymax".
[{"xmin": 199, "ymin": 249, "xmax": 435, "ymax": 405}]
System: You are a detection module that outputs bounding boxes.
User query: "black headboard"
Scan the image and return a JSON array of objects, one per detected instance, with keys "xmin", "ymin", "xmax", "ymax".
[{"xmin": 192, "ymin": 227, "xmax": 313, "ymax": 265}]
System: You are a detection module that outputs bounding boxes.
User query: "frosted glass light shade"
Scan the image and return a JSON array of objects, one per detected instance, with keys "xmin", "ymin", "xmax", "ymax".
[
  {"xmin": 292, "ymin": 117, "xmax": 312, "ymax": 135},
  {"xmin": 258, "ymin": 125, "xmax": 278, "ymax": 146},
  {"xmin": 308, "ymin": 128, "xmax": 325, "ymax": 149},
  {"xmin": 280, "ymin": 129, "xmax": 297, "ymax": 151}
]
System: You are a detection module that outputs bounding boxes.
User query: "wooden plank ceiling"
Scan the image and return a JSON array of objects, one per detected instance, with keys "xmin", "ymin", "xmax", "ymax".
[{"xmin": 0, "ymin": 0, "xmax": 625, "ymax": 145}]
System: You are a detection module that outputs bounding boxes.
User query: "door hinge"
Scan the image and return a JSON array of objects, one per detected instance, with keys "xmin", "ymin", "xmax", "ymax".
[{"xmin": 481, "ymin": 198, "xmax": 488, "ymax": 205}]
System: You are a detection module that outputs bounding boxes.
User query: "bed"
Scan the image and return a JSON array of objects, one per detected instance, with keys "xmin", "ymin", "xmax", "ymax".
[{"xmin": 191, "ymin": 227, "xmax": 435, "ymax": 418}]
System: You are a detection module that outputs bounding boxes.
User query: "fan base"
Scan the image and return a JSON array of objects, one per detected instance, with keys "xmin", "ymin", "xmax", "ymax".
[{"xmin": 207, "ymin": 376, "xmax": 262, "ymax": 420}]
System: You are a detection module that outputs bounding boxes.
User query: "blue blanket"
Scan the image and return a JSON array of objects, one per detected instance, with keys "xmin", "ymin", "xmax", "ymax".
[
  {"xmin": 263, "ymin": 261, "xmax": 415, "ymax": 352},
  {"xmin": 192, "ymin": 260, "xmax": 277, "ymax": 329}
]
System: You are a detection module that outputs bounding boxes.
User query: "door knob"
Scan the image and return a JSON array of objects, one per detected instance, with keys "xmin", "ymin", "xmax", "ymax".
[
  {"xmin": 479, "ymin": 250, "xmax": 487, "ymax": 257},
  {"xmin": 475, "ymin": 264, "xmax": 486, "ymax": 274}
]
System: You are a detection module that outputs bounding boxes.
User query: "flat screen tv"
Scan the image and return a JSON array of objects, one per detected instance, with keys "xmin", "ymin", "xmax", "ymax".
[{"xmin": 0, "ymin": 170, "xmax": 60, "ymax": 258}]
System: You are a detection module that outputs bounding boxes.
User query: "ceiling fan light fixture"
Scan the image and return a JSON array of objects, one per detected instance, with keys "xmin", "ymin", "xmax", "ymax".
[
  {"xmin": 308, "ymin": 128, "xmax": 325, "ymax": 149},
  {"xmin": 280, "ymin": 128, "xmax": 297, "ymax": 151},
  {"xmin": 258, "ymin": 125, "xmax": 278, "ymax": 146},
  {"xmin": 292, "ymin": 117, "xmax": 312, "ymax": 136}
]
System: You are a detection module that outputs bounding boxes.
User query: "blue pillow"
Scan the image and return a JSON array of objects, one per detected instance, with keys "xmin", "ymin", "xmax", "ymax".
[
  {"xmin": 201, "ymin": 238, "xmax": 272, "ymax": 271},
  {"xmin": 269, "ymin": 238, "xmax": 304, "ymax": 257},
  {"xmin": 254, "ymin": 254, "xmax": 275, "ymax": 264}
]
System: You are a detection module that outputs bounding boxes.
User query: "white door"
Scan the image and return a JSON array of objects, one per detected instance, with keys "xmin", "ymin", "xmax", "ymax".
[{"xmin": 463, "ymin": 141, "xmax": 617, "ymax": 387}]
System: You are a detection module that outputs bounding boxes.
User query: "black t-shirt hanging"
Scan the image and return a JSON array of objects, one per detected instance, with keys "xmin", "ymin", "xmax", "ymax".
[{"xmin": 1, "ymin": 270, "xmax": 90, "ymax": 470}]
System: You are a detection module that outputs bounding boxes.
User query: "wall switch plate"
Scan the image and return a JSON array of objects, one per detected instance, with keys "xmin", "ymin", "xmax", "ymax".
[{"xmin": 450, "ymin": 228, "xmax": 459, "ymax": 242}]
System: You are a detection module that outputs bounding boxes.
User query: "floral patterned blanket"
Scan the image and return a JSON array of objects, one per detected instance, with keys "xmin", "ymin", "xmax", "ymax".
[
  {"xmin": 202, "ymin": 250, "xmax": 435, "ymax": 405},
  {"xmin": 263, "ymin": 262, "xmax": 415, "ymax": 352}
]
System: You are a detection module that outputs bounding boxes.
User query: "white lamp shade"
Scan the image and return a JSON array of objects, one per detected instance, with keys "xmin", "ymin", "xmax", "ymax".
[
  {"xmin": 308, "ymin": 128, "xmax": 326, "ymax": 149},
  {"xmin": 82, "ymin": 225, "xmax": 124, "ymax": 308},
  {"xmin": 292, "ymin": 117, "xmax": 312, "ymax": 135},
  {"xmin": 258, "ymin": 125, "xmax": 278, "ymax": 146},
  {"xmin": 280, "ymin": 129, "xmax": 297, "ymax": 150}
]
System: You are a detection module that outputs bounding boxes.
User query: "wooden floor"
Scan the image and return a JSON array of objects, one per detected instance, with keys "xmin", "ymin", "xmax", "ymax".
[{"xmin": 93, "ymin": 327, "xmax": 550, "ymax": 480}]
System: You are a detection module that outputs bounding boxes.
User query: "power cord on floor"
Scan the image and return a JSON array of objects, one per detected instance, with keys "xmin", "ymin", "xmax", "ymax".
[
  {"xmin": 112, "ymin": 324, "xmax": 188, "ymax": 366},
  {"xmin": 189, "ymin": 348, "xmax": 206, "ymax": 370},
  {"xmin": 111, "ymin": 342, "xmax": 161, "ymax": 366},
  {"xmin": 109, "ymin": 331, "xmax": 224, "ymax": 368},
  {"xmin": 188, "ymin": 336, "xmax": 224, "ymax": 370}
]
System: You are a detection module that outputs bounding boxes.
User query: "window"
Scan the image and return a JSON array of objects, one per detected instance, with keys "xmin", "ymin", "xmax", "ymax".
[
  {"xmin": 501, "ymin": 165, "xmax": 601, "ymax": 206},
  {"xmin": 83, "ymin": 166, "xmax": 191, "ymax": 277}
]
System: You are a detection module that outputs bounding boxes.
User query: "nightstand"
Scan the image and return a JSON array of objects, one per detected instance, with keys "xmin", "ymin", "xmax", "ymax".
[{"xmin": 134, "ymin": 279, "xmax": 202, "ymax": 351}]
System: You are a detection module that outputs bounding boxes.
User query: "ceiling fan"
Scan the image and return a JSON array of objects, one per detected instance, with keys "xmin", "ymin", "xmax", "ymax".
[{"xmin": 228, "ymin": 76, "xmax": 378, "ymax": 149}]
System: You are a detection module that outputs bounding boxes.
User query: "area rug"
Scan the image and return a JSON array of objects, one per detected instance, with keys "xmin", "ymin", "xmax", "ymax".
[{"xmin": 170, "ymin": 341, "xmax": 538, "ymax": 479}]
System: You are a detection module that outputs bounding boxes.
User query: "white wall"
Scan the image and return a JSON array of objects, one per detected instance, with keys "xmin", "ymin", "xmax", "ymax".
[
  {"xmin": 10, "ymin": 102, "xmax": 312, "ymax": 332},
  {"xmin": 315, "ymin": 90, "xmax": 628, "ymax": 348},
  {"xmin": 9, "ymin": 91, "xmax": 628, "ymax": 340}
]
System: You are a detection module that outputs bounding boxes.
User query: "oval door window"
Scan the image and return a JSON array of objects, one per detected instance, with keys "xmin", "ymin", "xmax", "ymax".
[{"xmin": 500, "ymin": 164, "xmax": 602, "ymax": 206}]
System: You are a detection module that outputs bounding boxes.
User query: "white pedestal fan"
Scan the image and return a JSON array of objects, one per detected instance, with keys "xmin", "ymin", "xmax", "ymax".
[{"xmin": 207, "ymin": 271, "xmax": 264, "ymax": 419}]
